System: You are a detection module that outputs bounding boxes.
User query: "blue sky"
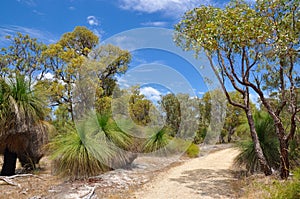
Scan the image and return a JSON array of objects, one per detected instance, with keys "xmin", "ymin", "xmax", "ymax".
[{"xmin": 0, "ymin": 0, "xmax": 233, "ymax": 101}]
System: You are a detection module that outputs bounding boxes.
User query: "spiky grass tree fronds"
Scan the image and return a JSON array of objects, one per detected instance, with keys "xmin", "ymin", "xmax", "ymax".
[
  {"xmin": 143, "ymin": 127, "xmax": 171, "ymax": 154},
  {"xmin": 234, "ymin": 111, "xmax": 280, "ymax": 174},
  {"xmin": 83, "ymin": 113, "xmax": 137, "ymax": 168},
  {"xmin": 96, "ymin": 113, "xmax": 133, "ymax": 150},
  {"xmin": 49, "ymin": 113, "xmax": 137, "ymax": 180},
  {"xmin": 48, "ymin": 130, "xmax": 110, "ymax": 180}
]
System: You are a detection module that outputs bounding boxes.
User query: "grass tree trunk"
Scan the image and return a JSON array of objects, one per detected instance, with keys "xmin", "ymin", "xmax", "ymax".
[
  {"xmin": 1, "ymin": 147, "xmax": 17, "ymax": 176},
  {"xmin": 245, "ymin": 108, "xmax": 272, "ymax": 176}
]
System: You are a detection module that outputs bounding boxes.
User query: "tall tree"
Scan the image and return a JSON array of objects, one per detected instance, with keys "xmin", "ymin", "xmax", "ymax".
[
  {"xmin": 0, "ymin": 33, "xmax": 48, "ymax": 83},
  {"xmin": 177, "ymin": 94, "xmax": 200, "ymax": 138},
  {"xmin": 129, "ymin": 87, "xmax": 152, "ymax": 126},
  {"xmin": 175, "ymin": 0, "xmax": 300, "ymax": 178},
  {"xmin": 44, "ymin": 26, "xmax": 98, "ymax": 122},
  {"xmin": 160, "ymin": 93, "xmax": 181, "ymax": 136},
  {"xmin": 89, "ymin": 44, "xmax": 131, "ymax": 98},
  {"xmin": 44, "ymin": 27, "xmax": 131, "ymax": 122}
]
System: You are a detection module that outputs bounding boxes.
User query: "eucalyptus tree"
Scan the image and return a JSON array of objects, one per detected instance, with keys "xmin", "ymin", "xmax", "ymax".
[
  {"xmin": 175, "ymin": 0, "xmax": 300, "ymax": 178},
  {"xmin": 44, "ymin": 26, "xmax": 99, "ymax": 122},
  {"xmin": 160, "ymin": 93, "xmax": 181, "ymax": 136},
  {"xmin": 128, "ymin": 87, "xmax": 152, "ymax": 126},
  {"xmin": 0, "ymin": 33, "xmax": 48, "ymax": 82}
]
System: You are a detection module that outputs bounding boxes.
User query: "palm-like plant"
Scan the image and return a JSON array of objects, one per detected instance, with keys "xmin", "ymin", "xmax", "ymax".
[
  {"xmin": 0, "ymin": 76, "xmax": 48, "ymax": 175},
  {"xmin": 49, "ymin": 113, "xmax": 136, "ymax": 180},
  {"xmin": 234, "ymin": 111, "xmax": 280, "ymax": 174},
  {"xmin": 143, "ymin": 127, "xmax": 171, "ymax": 154}
]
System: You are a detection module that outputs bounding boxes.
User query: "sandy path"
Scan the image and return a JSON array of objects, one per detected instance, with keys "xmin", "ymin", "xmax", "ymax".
[{"xmin": 133, "ymin": 147, "xmax": 240, "ymax": 199}]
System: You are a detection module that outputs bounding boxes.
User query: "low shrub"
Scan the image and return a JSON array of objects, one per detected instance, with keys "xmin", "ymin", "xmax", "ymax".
[
  {"xmin": 186, "ymin": 143, "xmax": 200, "ymax": 158},
  {"xmin": 266, "ymin": 168, "xmax": 300, "ymax": 199}
]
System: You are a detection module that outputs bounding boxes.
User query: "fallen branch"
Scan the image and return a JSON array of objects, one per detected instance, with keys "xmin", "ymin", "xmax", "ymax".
[
  {"xmin": 5, "ymin": 174, "xmax": 33, "ymax": 179},
  {"xmin": 80, "ymin": 186, "xmax": 96, "ymax": 199},
  {"xmin": 0, "ymin": 174, "xmax": 44, "ymax": 187},
  {"xmin": 6, "ymin": 174, "xmax": 44, "ymax": 180},
  {"xmin": 0, "ymin": 176, "xmax": 20, "ymax": 187}
]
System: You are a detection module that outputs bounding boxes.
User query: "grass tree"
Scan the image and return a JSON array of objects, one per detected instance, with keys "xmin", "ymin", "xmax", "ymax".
[
  {"xmin": 235, "ymin": 111, "xmax": 280, "ymax": 174},
  {"xmin": 0, "ymin": 75, "xmax": 49, "ymax": 175},
  {"xmin": 48, "ymin": 113, "xmax": 136, "ymax": 180}
]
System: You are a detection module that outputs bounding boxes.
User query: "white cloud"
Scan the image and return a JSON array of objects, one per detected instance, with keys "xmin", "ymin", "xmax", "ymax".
[
  {"xmin": 140, "ymin": 86, "xmax": 162, "ymax": 101},
  {"xmin": 16, "ymin": 0, "xmax": 36, "ymax": 7},
  {"xmin": 33, "ymin": 9, "xmax": 44, "ymax": 15},
  {"xmin": 141, "ymin": 21, "xmax": 168, "ymax": 27},
  {"xmin": 68, "ymin": 6, "xmax": 76, "ymax": 10},
  {"xmin": 119, "ymin": 0, "xmax": 212, "ymax": 17},
  {"xmin": 43, "ymin": 72, "xmax": 54, "ymax": 80},
  {"xmin": 87, "ymin": 16, "xmax": 99, "ymax": 26},
  {"xmin": 0, "ymin": 25, "xmax": 57, "ymax": 44},
  {"xmin": 107, "ymin": 35, "xmax": 138, "ymax": 51}
]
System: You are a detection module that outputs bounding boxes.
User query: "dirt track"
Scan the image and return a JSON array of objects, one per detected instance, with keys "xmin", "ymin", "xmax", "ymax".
[
  {"xmin": 0, "ymin": 146, "xmax": 241, "ymax": 199},
  {"xmin": 133, "ymin": 147, "xmax": 240, "ymax": 199}
]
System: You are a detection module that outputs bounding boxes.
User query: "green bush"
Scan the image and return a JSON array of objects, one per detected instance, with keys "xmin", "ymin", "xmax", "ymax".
[{"xmin": 186, "ymin": 143, "xmax": 200, "ymax": 158}]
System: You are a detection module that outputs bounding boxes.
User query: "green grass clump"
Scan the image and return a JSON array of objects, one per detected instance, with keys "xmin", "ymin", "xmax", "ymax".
[
  {"xmin": 48, "ymin": 113, "xmax": 136, "ymax": 180},
  {"xmin": 186, "ymin": 143, "xmax": 200, "ymax": 158},
  {"xmin": 143, "ymin": 127, "xmax": 171, "ymax": 154},
  {"xmin": 48, "ymin": 131, "xmax": 110, "ymax": 180}
]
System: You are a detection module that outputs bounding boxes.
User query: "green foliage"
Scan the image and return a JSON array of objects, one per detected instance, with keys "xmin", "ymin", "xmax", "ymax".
[
  {"xmin": 0, "ymin": 75, "xmax": 47, "ymax": 137},
  {"xmin": 186, "ymin": 143, "xmax": 200, "ymax": 158},
  {"xmin": 0, "ymin": 33, "xmax": 47, "ymax": 82},
  {"xmin": 48, "ymin": 130, "xmax": 110, "ymax": 180},
  {"xmin": 175, "ymin": 0, "xmax": 300, "ymax": 178},
  {"xmin": 44, "ymin": 26, "xmax": 98, "ymax": 122},
  {"xmin": 234, "ymin": 111, "xmax": 280, "ymax": 173},
  {"xmin": 96, "ymin": 113, "xmax": 133, "ymax": 150},
  {"xmin": 290, "ymin": 136, "xmax": 300, "ymax": 168},
  {"xmin": 194, "ymin": 127, "xmax": 207, "ymax": 144},
  {"xmin": 49, "ymin": 113, "xmax": 135, "ymax": 179},
  {"xmin": 265, "ymin": 168, "xmax": 300, "ymax": 199},
  {"xmin": 160, "ymin": 94, "xmax": 181, "ymax": 136},
  {"xmin": 91, "ymin": 44, "xmax": 131, "ymax": 97},
  {"xmin": 129, "ymin": 87, "xmax": 152, "ymax": 126},
  {"xmin": 143, "ymin": 127, "xmax": 171, "ymax": 153}
]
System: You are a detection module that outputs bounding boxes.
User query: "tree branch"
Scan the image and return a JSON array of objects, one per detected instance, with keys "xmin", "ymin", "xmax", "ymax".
[{"xmin": 206, "ymin": 51, "xmax": 245, "ymax": 109}]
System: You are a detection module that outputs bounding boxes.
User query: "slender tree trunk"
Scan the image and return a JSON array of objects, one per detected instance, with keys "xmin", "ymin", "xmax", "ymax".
[
  {"xmin": 0, "ymin": 147, "xmax": 17, "ymax": 176},
  {"xmin": 245, "ymin": 108, "xmax": 272, "ymax": 176},
  {"xmin": 279, "ymin": 138, "xmax": 289, "ymax": 179},
  {"xmin": 275, "ymin": 122, "xmax": 290, "ymax": 179},
  {"xmin": 227, "ymin": 127, "xmax": 234, "ymax": 143}
]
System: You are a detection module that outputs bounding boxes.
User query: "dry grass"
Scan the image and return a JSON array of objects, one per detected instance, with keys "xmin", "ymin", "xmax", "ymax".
[
  {"xmin": 235, "ymin": 174, "xmax": 280, "ymax": 199},
  {"xmin": 0, "ymin": 156, "xmax": 63, "ymax": 199}
]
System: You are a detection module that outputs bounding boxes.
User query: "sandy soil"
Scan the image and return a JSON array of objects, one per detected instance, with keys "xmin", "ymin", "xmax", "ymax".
[
  {"xmin": 132, "ymin": 147, "xmax": 240, "ymax": 199},
  {"xmin": 0, "ymin": 145, "xmax": 241, "ymax": 199}
]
